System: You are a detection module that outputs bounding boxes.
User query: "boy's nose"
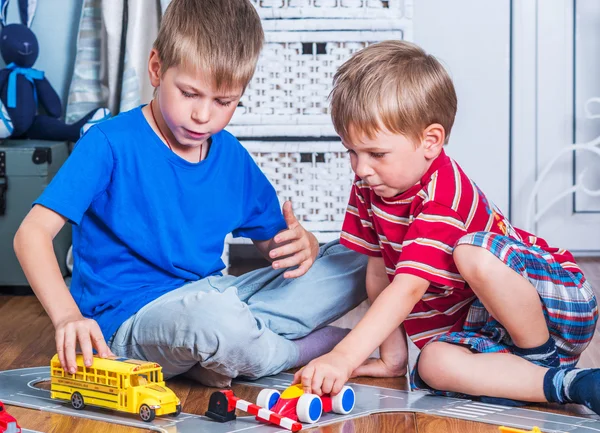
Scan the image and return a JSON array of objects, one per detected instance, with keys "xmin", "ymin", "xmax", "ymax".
[
  {"xmin": 191, "ymin": 102, "xmax": 210, "ymax": 123},
  {"xmin": 354, "ymin": 158, "xmax": 373, "ymax": 179}
]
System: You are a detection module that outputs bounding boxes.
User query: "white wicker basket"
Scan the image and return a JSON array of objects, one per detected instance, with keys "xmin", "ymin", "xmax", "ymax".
[
  {"xmin": 248, "ymin": 141, "xmax": 352, "ymax": 229},
  {"xmin": 222, "ymin": 141, "xmax": 354, "ymax": 268},
  {"xmin": 251, "ymin": 0, "xmax": 411, "ymax": 20},
  {"xmin": 228, "ymin": 30, "xmax": 406, "ymax": 137}
]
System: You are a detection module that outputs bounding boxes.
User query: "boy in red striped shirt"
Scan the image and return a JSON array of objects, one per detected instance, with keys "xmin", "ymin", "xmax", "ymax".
[{"xmin": 294, "ymin": 40, "xmax": 600, "ymax": 413}]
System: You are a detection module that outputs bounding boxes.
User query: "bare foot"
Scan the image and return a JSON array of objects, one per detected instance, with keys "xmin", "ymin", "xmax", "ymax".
[{"xmin": 351, "ymin": 357, "xmax": 407, "ymax": 378}]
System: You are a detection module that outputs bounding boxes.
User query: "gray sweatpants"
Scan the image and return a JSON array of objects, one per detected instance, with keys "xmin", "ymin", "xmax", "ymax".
[{"xmin": 108, "ymin": 239, "xmax": 367, "ymax": 386}]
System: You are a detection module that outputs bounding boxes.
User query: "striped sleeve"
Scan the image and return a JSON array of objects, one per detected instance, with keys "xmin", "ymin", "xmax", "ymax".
[
  {"xmin": 396, "ymin": 202, "xmax": 467, "ymax": 288},
  {"xmin": 340, "ymin": 180, "xmax": 381, "ymax": 257}
]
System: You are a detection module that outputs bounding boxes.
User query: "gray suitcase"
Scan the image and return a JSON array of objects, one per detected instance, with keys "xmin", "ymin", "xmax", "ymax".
[{"xmin": 0, "ymin": 140, "xmax": 72, "ymax": 287}]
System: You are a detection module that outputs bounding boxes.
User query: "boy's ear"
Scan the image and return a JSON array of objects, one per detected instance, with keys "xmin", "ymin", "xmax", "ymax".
[
  {"xmin": 421, "ymin": 123, "xmax": 445, "ymax": 160},
  {"xmin": 148, "ymin": 49, "xmax": 162, "ymax": 87}
]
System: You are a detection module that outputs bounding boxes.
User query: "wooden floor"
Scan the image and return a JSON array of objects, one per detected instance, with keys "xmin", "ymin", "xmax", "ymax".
[{"xmin": 1, "ymin": 258, "xmax": 600, "ymax": 432}]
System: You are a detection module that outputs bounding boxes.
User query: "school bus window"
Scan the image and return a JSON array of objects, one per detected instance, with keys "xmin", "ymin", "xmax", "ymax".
[
  {"xmin": 131, "ymin": 374, "xmax": 148, "ymax": 386},
  {"xmin": 75, "ymin": 366, "xmax": 84, "ymax": 381},
  {"xmin": 95, "ymin": 368, "xmax": 106, "ymax": 384}
]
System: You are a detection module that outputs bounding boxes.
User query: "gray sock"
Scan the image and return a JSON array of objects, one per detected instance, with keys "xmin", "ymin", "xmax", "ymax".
[
  {"xmin": 513, "ymin": 337, "xmax": 560, "ymax": 368},
  {"xmin": 292, "ymin": 326, "xmax": 351, "ymax": 368}
]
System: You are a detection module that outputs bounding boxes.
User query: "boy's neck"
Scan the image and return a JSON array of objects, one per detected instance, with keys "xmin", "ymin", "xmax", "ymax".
[{"xmin": 143, "ymin": 102, "xmax": 208, "ymax": 163}]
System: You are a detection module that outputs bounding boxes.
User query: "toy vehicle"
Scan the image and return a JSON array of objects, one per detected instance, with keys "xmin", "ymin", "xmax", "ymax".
[
  {"xmin": 256, "ymin": 383, "xmax": 356, "ymax": 424},
  {"xmin": 206, "ymin": 389, "xmax": 303, "ymax": 432},
  {"xmin": 50, "ymin": 354, "xmax": 181, "ymax": 422},
  {"xmin": 205, "ymin": 384, "xmax": 355, "ymax": 431},
  {"xmin": 0, "ymin": 401, "xmax": 21, "ymax": 433}
]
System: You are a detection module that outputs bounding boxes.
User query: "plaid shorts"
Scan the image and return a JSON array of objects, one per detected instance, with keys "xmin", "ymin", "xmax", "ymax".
[{"xmin": 412, "ymin": 231, "xmax": 598, "ymax": 394}]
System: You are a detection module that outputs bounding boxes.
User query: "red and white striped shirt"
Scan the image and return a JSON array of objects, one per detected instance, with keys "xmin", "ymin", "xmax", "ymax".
[{"xmin": 340, "ymin": 150, "xmax": 582, "ymax": 348}]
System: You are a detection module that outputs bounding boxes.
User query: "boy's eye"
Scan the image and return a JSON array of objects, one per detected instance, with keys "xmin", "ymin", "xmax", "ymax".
[
  {"xmin": 216, "ymin": 99, "xmax": 233, "ymax": 107},
  {"xmin": 181, "ymin": 90, "xmax": 196, "ymax": 98},
  {"xmin": 370, "ymin": 152, "xmax": 386, "ymax": 158},
  {"xmin": 346, "ymin": 149, "xmax": 356, "ymax": 155}
]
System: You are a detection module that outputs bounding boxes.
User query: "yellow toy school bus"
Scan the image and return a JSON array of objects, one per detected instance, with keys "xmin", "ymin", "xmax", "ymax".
[{"xmin": 50, "ymin": 354, "xmax": 181, "ymax": 422}]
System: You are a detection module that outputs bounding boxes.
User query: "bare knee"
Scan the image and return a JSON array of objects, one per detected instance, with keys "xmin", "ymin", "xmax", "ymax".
[
  {"xmin": 453, "ymin": 244, "xmax": 499, "ymax": 286},
  {"xmin": 418, "ymin": 342, "xmax": 461, "ymax": 390}
]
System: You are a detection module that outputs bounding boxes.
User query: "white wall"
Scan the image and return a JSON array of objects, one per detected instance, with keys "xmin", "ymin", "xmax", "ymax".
[{"xmin": 413, "ymin": 0, "xmax": 511, "ymax": 214}]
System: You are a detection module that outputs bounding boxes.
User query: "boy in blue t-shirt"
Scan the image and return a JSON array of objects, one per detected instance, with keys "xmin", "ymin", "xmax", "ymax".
[{"xmin": 13, "ymin": 0, "xmax": 367, "ymax": 387}]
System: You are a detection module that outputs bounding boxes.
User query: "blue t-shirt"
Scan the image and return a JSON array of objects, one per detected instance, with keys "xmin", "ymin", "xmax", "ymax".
[{"xmin": 35, "ymin": 106, "xmax": 286, "ymax": 340}]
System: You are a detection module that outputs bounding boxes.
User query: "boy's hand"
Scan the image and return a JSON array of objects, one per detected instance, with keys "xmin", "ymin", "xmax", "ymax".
[
  {"xmin": 292, "ymin": 351, "xmax": 354, "ymax": 396},
  {"xmin": 54, "ymin": 313, "xmax": 114, "ymax": 374},
  {"xmin": 270, "ymin": 201, "xmax": 319, "ymax": 278}
]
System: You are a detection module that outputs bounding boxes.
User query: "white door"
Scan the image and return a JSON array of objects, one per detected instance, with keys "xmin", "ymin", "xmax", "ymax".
[
  {"xmin": 414, "ymin": 0, "xmax": 511, "ymax": 214},
  {"xmin": 512, "ymin": 0, "xmax": 600, "ymax": 254}
]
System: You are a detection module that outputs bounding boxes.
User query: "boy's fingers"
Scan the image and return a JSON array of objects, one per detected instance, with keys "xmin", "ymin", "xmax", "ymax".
[
  {"xmin": 273, "ymin": 251, "xmax": 310, "ymax": 270},
  {"xmin": 64, "ymin": 331, "xmax": 77, "ymax": 374},
  {"xmin": 310, "ymin": 368, "xmax": 325, "ymax": 396},
  {"xmin": 78, "ymin": 332, "xmax": 94, "ymax": 367},
  {"xmin": 332, "ymin": 379, "xmax": 344, "ymax": 396},
  {"xmin": 283, "ymin": 261, "xmax": 310, "ymax": 279},
  {"xmin": 56, "ymin": 330, "xmax": 66, "ymax": 369},
  {"xmin": 91, "ymin": 327, "xmax": 110, "ymax": 358},
  {"xmin": 301, "ymin": 365, "xmax": 315, "ymax": 394},
  {"xmin": 270, "ymin": 240, "xmax": 301, "ymax": 259},
  {"xmin": 273, "ymin": 227, "xmax": 300, "ymax": 245},
  {"xmin": 282, "ymin": 201, "xmax": 299, "ymax": 229},
  {"xmin": 322, "ymin": 377, "xmax": 334, "ymax": 396}
]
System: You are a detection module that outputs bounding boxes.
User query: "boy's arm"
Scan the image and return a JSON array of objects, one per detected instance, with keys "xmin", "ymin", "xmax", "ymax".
[
  {"xmin": 352, "ymin": 256, "xmax": 409, "ymax": 377},
  {"xmin": 13, "ymin": 205, "xmax": 113, "ymax": 373},
  {"xmin": 294, "ymin": 272, "xmax": 429, "ymax": 395},
  {"xmin": 252, "ymin": 201, "xmax": 319, "ymax": 278}
]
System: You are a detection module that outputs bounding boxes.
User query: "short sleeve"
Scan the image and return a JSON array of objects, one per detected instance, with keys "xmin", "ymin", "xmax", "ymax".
[
  {"xmin": 395, "ymin": 201, "xmax": 467, "ymax": 288},
  {"xmin": 33, "ymin": 127, "xmax": 114, "ymax": 225},
  {"xmin": 340, "ymin": 178, "xmax": 381, "ymax": 257},
  {"xmin": 231, "ymin": 150, "xmax": 286, "ymax": 240}
]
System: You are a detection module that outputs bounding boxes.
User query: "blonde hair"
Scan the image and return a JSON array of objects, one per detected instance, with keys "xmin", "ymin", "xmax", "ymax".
[
  {"xmin": 330, "ymin": 40, "xmax": 457, "ymax": 145},
  {"xmin": 154, "ymin": 0, "xmax": 264, "ymax": 91}
]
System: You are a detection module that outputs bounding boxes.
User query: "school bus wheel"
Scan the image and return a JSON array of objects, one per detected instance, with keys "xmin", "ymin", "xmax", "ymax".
[
  {"xmin": 139, "ymin": 404, "xmax": 156, "ymax": 422},
  {"xmin": 71, "ymin": 392, "xmax": 85, "ymax": 410},
  {"xmin": 168, "ymin": 403, "xmax": 182, "ymax": 417}
]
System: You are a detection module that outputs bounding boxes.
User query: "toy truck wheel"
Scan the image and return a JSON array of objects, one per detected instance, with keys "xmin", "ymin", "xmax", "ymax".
[
  {"xmin": 331, "ymin": 386, "xmax": 356, "ymax": 414},
  {"xmin": 297, "ymin": 393, "xmax": 322, "ymax": 424},
  {"xmin": 169, "ymin": 403, "xmax": 182, "ymax": 417},
  {"xmin": 256, "ymin": 388, "xmax": 281, "ymax": 410},
  {"xmin": 139, "ymin": 404, "xmax": 156, "ymax": 422},
  {"xmin": 70, "ymin": 392, "xmax": 85, "ymax": 410}
]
